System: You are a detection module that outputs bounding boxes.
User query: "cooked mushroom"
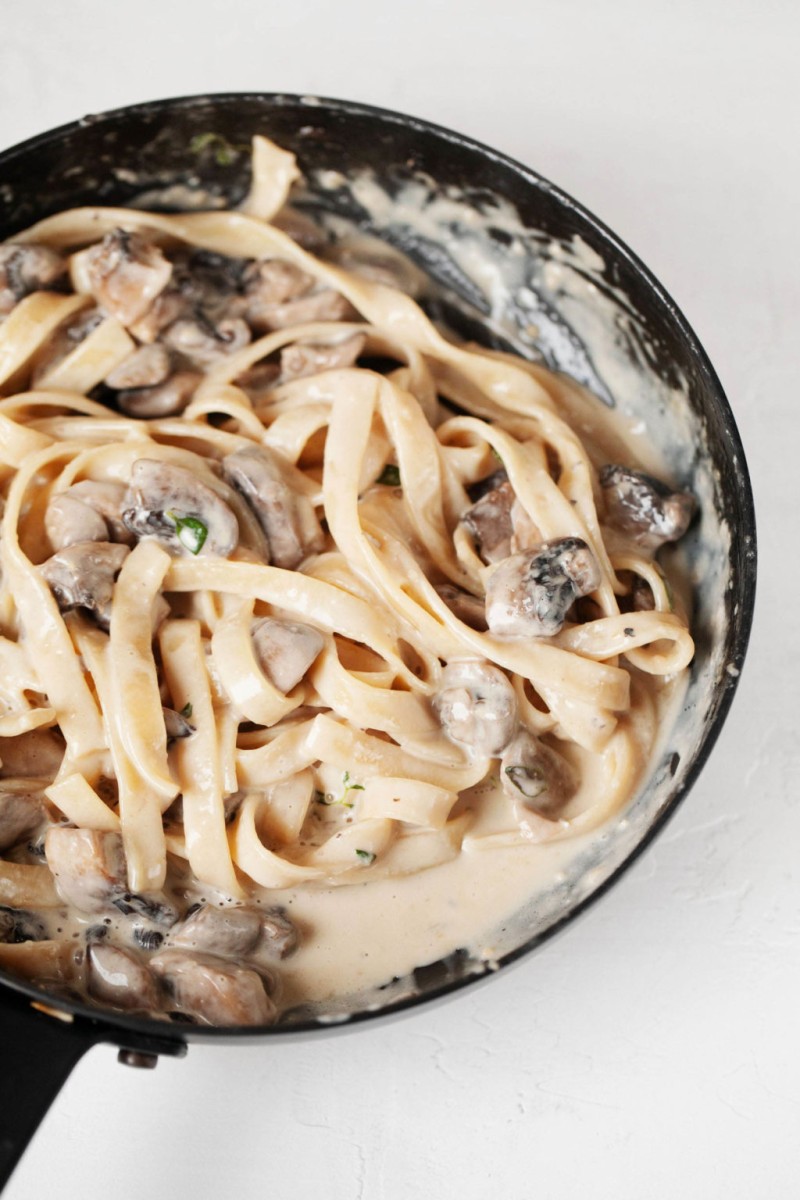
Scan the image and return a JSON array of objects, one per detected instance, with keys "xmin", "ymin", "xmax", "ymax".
[
  {"xmin": 500, "ymin": 730, "xmax": 576, "ymax": 815},
  {"xmin": 0, "ymin": 243, "xmax": 65, "ymax": 314},
  {"xmin": 128, "ymin": 287, "xmax": 187, "ymax": 343},
  {"xmin": 150, "ymin": 949, "xmax": 276, "ymax": 1026},
  {"xmin": 110, "ymin": 891, "xmax": 178, "ymax": 927},
  {"xmin": 45, "ymin": 481, "xmax": 131, "ymax": 551},
  {"xmin": 435, "ymin": 584, "xmax": 488, "ymax": 631},
  {"xmin": 600, "ymin": 464, "xmax": 696, "ymax": 549},
  {"xmin": 40, "ymin": 540, "xmax": 130, "ymax": 629},
  {"xmin": 0, "ymin": 904, "xmax": 47, "ymax": 943},
  {"xmin": 45, "ymin": 493, "xmax": 107, "ymax": 550},
  {"xmin": 162, "ymin": 706, "xmax": 196, "ymax": 741},
  {"xmin": 252, "ymin": 618, "xmax": 324, "ymax": 694},
  {"xmin": 167, "ymin": 903, "xmax": 262, "ymax": 959},
  {"xmin": 44, "ymin": 827, "xmax": 127, "ymax": 914},
  {"xmin": 433, "ymin": 660, "xmax": 517, "ymax": 757},
  {"xmin": 161, "ymin": 315, "xmax": 251, "ymax": 367},
  {"xmin": 241, "ymin": 258, "xmax": 315, "ymax": 328},
  {"xmin": 31, "ymin": 307, "xmax": 104, "ymax": 383},
  {"xmin": 256, "ymin": 907, "xmax": 299, "ymax": 961},
  {"xmin": 461, "ymin": 478, "xmax": 541, "ymax": 565},
  {"xmin": 485, "ymin": 538, "xmax": 601, "ymax": 639},
  {"xmin": 105, "ymin": 342, "xmax": 171, "ymax": 390},
  {"xmin": 122, "ymin": 458, "xmax": 239, "ymax": 558},
  {"xmin": 260, "ymin": 289, "xmax": 358, "ymax": 331},
  {"xmin": 222, "ymin": 445, "xmax": 323, "ymax": 569},
  {"xmin": 83, "ymin": 228, "xmax": 172, "ymax": 327},
  {"xmin": 279, "ymin": 332, "xmax": 366, "ymax": 382},
  {"xmin": 117, "ymin": 370, "xmax": 200, "ymax": 418},
  {"xmin": 0, "ymin": 788, "xmax": 44, "ymax": 851},
  {"xmin": 462, "ymin": 479, "xmax": 515, "ymax": 563},
  {"xmin": 0, "ymin": 731, "xmax": 65, "ymax": 780},
  {"xmin": 87, "ymin": 942, "xmax": 161, "ymax": 1011}
]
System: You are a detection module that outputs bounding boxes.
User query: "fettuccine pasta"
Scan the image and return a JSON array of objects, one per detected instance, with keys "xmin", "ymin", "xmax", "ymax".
[{"xmin": 0, "ymin": 137, "xmax": 694, "ymax": 1024}]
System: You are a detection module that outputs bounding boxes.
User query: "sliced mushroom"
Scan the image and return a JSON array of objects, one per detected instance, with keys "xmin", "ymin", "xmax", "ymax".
[
  {"xmin": 279, "ymin": 332, "xmax": 366, "ymax": 382},
  {"xmin": 433, "ymin": 660, "xmax": 517, "ymax": 757},
  {"xmin": 88, "ymin": 942, "xmax": 161, "ymax": 1011},
  {"xmin": 31, "ymin": 307, "xmax": 104, "ymax": 383},
  {"xmin": 252, "ymin": 618, "xmax": 324, "ymax": 694},
  {"xmin": 485, "ymin": 538, "xmax": 601, "ymax": 639},
  {"xmin": 0, "ymin": 788, "xmax": 44, "ymax": 851},
  {"xmin": 167, "ymin": 904, "xmax": 262, "ymax": 959},
  {"xmin": 0, "ymin": 731, "xmax": 65, "ymax": 780},
  {"xmin": 462, "ymin": 480, "xmax": 515, "ymax": 564},
  {"xmin": 45, "ymin": 481, "xmax": 131, "ymax": 551},
  {"xmin": 110, "ymin": 891, "xmax": 178, "ymax": 928},
  {"xmin": 150, "ymin": 949, "xmax": 276, "ymax": 1026},
  {"xmin": 500, "ymin": 730, "xmax": 576, "ymax": 815},
  {"xmin": 44, "ymin": 827, "xmax": 127, "ymax": 914},
  {"xmin": 241, "ymin": 258, "xmax": 315, "ymax": 329},
  {"xmin": 256, "ymin": 907, "xmax": 299, "ymax": 961},
  {"xmin": 128, "ymin": 288, "xmax": 187, "ymax": 343},
  {"xmin": 161, "ymin": 315, "xmax": 251, "ymax": 368},
  {"xmin": 461, "ymin": 479, "xmax": 541, "ymax": 565},
  {"xmin": 40, "ymin": 540, "xmax": 130, "ymax": 629},
  {"xmin": 105, "ymin": 342, "xmax": 171, "ymax": 390},
  {"xmin": 162, "ymin": 706, "xmax": 196, "ymax": 741},
  {"xmin": 117, "ymin": 370, "xmax": 200, "ymax": 418},
  {"xmin": 0, "ymin": 910, "xmax": 14, "ymax": 942},
  {"xmin": 0, "ymin": 904, "xmax": 47, "ymax": 943},
  {"xmin": 235, "ymin": 361, "xmax": 281, "ymax": 397},
  {"xmin": 45, "ymin": 493, "xmax": 107, "ymax": 550},
  {"xmin": 260, "ymin": 289, "xmax": 358, "ymax": 331},
  {"xmin": 466, "ymin": 468, "xmax": 509, "ymax": 503},
  {"xmin": 435, "ymin": 585, "xmax": 488, "ymax": 631},
  {"xmin": 600, "ymin": 465, "xmax": 696, "ymax": 549},
  {"xmin": 222, "ymin": 445, "xmax": 323, "ymax": 569},
  {"xmin": 83, "ymin": 228, "xmax": 172, "ymax": 327},
  {"xmin": 122, "ymin": 458, "xmax": 239, "ymax": 558},
  {"xmin": 0, "ymin": 243, "xmax": 65, "ymax": 314}
]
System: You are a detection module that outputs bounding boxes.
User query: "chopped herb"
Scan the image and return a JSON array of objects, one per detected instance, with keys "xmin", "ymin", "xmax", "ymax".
[
  {"xmin": 376, "ymin": 464, "xmax": 401, "ymax": 487},
  {"xmin": 355, "ymin": 848, "xmax": 376, "ymax": 864},
  {"xmin": 189, "ymin": 132, "xmax": 248, "ymax": 166},
  {"xmin": 167, "ymin": 510, "xmax": 208, "ymax": 555},
  {"xmin": 180, "ymin": 702, "xmax": 193, "ymax": 719},
  {"xmin": 316, "ymin": 770, "xmax": 365, "ymax": 808}
]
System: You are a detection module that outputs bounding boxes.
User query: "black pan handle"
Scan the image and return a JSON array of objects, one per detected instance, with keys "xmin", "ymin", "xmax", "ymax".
[{"xmin": 0, "ymin": 986, "xmax": 187, "ymax": 1192}]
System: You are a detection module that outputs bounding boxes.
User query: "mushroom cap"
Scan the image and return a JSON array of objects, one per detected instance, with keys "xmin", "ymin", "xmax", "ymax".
[
  {"xmin": 252, "ymin": 617, "xmax": 324, "ymax": 694},
  {"xmin": 122, "ymin": 458, "xmax": 239, "ymax": 557},
  {"xmin": 485, "ymin": 538, "xmax": 600, "ymax": 639},
  {"xmin": 40, "ymin": 540, "xmax": 130, "ymax": 628},
  {"xmin": 433, "ymin": 659, "xmax": 517, "ymax": 757}
]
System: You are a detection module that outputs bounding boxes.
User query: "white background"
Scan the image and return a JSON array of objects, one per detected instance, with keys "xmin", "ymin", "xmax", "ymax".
[{"xmin": 1, "ymin": 1, "xmax": 797, "ymax": 1196}]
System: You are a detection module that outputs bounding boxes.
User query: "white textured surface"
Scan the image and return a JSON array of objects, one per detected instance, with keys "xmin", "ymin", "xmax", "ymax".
[{"xmin": 1, "ymin": 1, "xmax": 797, "ymax": 1196}]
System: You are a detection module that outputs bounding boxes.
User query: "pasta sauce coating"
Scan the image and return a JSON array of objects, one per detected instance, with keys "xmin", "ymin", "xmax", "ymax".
[{"xmin": 0, "ymin": 138, "xmax": 694, "ymax": 1025}]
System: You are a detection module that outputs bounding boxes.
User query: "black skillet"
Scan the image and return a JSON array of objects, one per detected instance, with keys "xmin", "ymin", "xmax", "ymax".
[{"xmin": 0, "ymin": 94, "xmax": 756, "ymax": 1189}]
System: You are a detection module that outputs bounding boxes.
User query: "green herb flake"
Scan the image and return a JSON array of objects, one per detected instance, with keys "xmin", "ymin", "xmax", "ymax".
[
  {"xmin": 317, "ymin": 771, "xmax": 364, "ymax": 808},
  {"xmin": 376, "ymin": 464, "xmax": 401, "ymax": 487},
  {"xmin": 180, "ymin": 702, "xmax": 193, "ymax": 719},
  {"xmin": 167, "ymin": 510, "xmax": 208, "ymax": 555},
  {"xmin": 355, "ymin": 848, "xmax": 376, "ymax": 864},
  {"xmin": 188, "ymin": 132, "xmax": 247, "ymax": 167}
]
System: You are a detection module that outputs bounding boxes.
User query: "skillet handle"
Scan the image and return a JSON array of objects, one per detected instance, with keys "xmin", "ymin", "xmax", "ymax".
[{"xmin": 0, "ymin": 990, "xmax": 102, "ymax": 1192}]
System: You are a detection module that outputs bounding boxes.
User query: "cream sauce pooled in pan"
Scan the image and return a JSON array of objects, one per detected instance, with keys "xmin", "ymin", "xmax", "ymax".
[{"xmin": 0, "ymin": 136, "xmax": 695, "ymax": 1025}]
